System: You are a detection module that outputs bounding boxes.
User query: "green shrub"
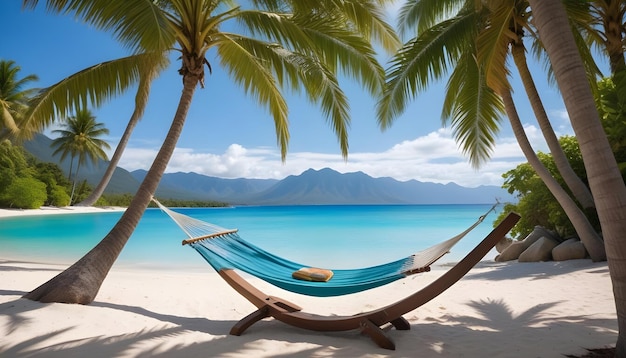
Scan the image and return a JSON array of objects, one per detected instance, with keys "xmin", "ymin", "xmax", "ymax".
[
  {"xmin": 1, "ymin": 177, "xmax": 48, "ymax": 209},
  {"xmin": 49, "ymin": 184, "xmax": 71, "ymax": 206}
]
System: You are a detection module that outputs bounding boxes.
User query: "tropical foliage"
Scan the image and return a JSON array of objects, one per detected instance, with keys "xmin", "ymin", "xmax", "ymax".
[
  {"xmin": 376, "ymin": 0, "xmax": 606, "ymax": 261},
  {"xmin": 0, "ymin": 140, "xmax": 68, "ymax": 208},
  {"xmin": 0, "ymin": 59, "xmax": 39, "ymax": 139},
  {"xmin": 595, "ymin": 76, "xmax": 626, "ymax": 175},
  {"xmin": 50, "ymin": 109, "xmax": 111, "ymax": 204},
  {"xmin": 20, "ymin": 0, "xmax": 400, "ymax": 304},
  {"xmin": 496, "ymin": 136, "xmax": 602, "ymax": 239}
]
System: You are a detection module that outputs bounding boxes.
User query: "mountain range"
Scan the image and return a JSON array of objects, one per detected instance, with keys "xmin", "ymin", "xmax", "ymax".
[{"xmin": 23, "ymin": 133, "xmax": 515, "ymax": 205}]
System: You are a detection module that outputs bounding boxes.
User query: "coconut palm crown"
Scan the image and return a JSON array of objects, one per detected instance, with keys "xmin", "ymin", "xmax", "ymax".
[{"xmin": 19, "ymin": 0, "xmax": 400, "ymax": 304}]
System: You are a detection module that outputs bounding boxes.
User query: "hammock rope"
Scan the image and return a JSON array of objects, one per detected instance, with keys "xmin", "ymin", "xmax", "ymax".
[{"xmin": 154, "ymin": 198, "xmax": 498, "ymax": 297}]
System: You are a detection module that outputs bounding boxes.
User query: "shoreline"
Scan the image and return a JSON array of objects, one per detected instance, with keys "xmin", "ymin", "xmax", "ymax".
[
  {"xmin": 0, "ymin": 205, "xmax": 126, "ymax": 219},
  {"xmin": 0, "ymin": 258, "xmax": 617, "ymax": 357}
]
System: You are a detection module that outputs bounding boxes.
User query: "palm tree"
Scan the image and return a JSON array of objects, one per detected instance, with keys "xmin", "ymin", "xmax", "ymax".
[
  {"xmin": 476, "ymin": 0, "xmax": 605, "ymax": 259},
  {"xmin": 527, "ymin": 0, "xmax": 626, "ymax": 354},
  {"xmin": 50, "ymin": 109, "xmax": 111, "ymax": 204},
  {"xmin": 75, "ymin": 63, "xmax": 165, "ymax": 207},
  {"xmin": 377, "ymin": 0, "xmax": 606, "ymax": 261},
  {"xmin": 20, "ymin": 0, "xmax": 400, "ymax": 304},
  {"xmin": 0, "ymin": 59, "xmax": 38, "ymax": 139},
  {"xmin": 585, "ymin": 0, "xmax": 626, "ymax": 75},
  {"xmin": 477, "ymin": 0, "xmax": 598, "ymax": 211}
]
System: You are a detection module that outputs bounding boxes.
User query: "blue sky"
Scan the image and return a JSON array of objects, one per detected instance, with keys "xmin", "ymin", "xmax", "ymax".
[{"xmin": 1, "ymin": 2, "xmax": 593, "ymax": 188}]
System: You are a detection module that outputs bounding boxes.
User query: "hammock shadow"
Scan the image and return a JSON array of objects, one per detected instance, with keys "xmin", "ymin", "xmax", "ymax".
[{"xmin": 91, "ymin": 301, "xmax": 234, "ymax": 335}]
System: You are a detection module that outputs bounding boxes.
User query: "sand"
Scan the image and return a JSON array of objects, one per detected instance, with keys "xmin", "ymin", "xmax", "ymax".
[{"xmin": 0, "ymin": 206, "xmax": 618, "ymax": 357}]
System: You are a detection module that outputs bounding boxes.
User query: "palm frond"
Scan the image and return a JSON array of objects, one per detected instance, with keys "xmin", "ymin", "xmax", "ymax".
[
  {"xmin": 377, "ymin": 12, "xmax": 477, "ymax": 128},
  {"xmin": 217, "ymin": 34, "xmax": 290, "ymax": 160},
  {"xmin": 20, "ymin": 52, "xmax": 168, "ymax": 137},
  {"xmin": 442, "ymin": 52, "xmax": 504, "ymax": 168},
  {"xmin": 475, "ymin": 3, "xmax": 513, "ymax": 94},
  {"xmin": 315, "ymin": 0, "xmax": 401, "ymax": 53},
  {"xmin": 397, "ymin": 0, "xmax": 467, "ymax": 37},
  {"xmin": 23, "ymin": 0, "xmax": 175, "ymax": 53}
]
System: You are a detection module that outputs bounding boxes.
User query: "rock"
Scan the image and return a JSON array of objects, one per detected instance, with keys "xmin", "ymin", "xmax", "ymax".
[
  {"xmin": 495, "ymin": 226, "xmax": 558, "ymax": 262},
  {"xmin": 552, "ymin": 238, "xmax": 588, "ymax": 261},
  {"xmin": 518, "ymin": 236, "xmax": 560, "ymax": 262},
  {"xmin": 496, "ymin": 236, "xmax": 513, "ymax": 253}
]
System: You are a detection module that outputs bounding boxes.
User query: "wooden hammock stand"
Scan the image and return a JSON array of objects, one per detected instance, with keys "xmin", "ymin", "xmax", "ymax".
[{"xmin": 211, "ymin": 212, "xmax": 520, "ymax": 350}]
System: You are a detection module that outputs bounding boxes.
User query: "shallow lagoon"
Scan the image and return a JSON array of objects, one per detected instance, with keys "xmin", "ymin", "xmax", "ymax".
[{"xmin": 0, "ymin": 204, "xmax": 502, "ymax": 270}]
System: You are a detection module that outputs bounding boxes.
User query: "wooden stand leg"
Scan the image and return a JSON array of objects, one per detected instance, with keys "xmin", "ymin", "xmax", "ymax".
[
  {"xmin": 230, "ymin": 307, "xmax": 270, "ymax": 335},
  {"xmin": 360, "ymin": 320, "xmax": 396, "ymax": 350},
  {"xmin": 390, "ymin": 316, "xmax": 411, "ymax": 330}
]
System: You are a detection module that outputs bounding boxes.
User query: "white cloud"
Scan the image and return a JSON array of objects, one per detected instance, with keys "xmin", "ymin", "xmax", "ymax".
[{"xmin": 114, "ymin": 128, "xmax": 533, "ymax": 188}]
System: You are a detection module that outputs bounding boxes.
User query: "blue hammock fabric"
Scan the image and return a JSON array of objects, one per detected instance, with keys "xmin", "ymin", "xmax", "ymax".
[
  {"xmin": 189, "ymin": 232, "xmax": 409, "ymax": 296},
  {"xmin": 154, "ymin": 199, "xmax": 497, "ymax": 297}
]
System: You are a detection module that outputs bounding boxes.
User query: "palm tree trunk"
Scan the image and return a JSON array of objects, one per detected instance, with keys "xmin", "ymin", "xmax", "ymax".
[
  {"xmin": 511, "ymin": 40, "xmax": 596, "ymax": 210},
  {"xmin": 500, "ymin": 88, "xmax": 606, "ymax": 261},
  {"xmin": 68, "ymin": 156, "xmax": 75, "ymax": 181},
  {"xmin": 70, "ymin": 162, "xmax": 82, "ymax": 205},
  {"xmin": 77, "ymin": 70, "xmax": 155, "ymax": 207},
  {"xmin": 528, "ymin": 0, "xmax": 626, "ymax": 354},
  {"xmin": 76, "ymin": 109, "xmax": 141, "ymax": 207},
  {"xmin": 23, "ymin": 73, "xmax": 200, "ymax": 304}
]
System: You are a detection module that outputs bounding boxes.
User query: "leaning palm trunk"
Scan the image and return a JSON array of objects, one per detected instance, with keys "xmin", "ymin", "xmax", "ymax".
[
  {"xmin": 500, "ymin": 88, "xmax": 606, "ymax": 262},
  {"xmin": 69, "ymin": 162, "xmax": 82, "ymax": 205},
  {"xmin": 23, "ymin": 74, "xmax": 199, "ymax": 303},
  {"xmin": 75, "ymin": 114, "xmax": 138, "ymax": 207},
  {"xmin": 77, "ymin": 66, "xmax": 158, "ymax": 207},
  {"xmin": 528, "ymin": 0, "xmax": 626, "ymax": 354},
  {"xmin": 511, "ymin": 41, "xmax": 595, "ymax": 210}
]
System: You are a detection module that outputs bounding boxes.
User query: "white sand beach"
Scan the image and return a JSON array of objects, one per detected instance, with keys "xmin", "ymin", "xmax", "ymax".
[
  {"xmin": 0, "ymin": 205, "xmax": 126, "ymax": 218},
  {"xmin": 0, "ymin": 207, "xmax": 618, "ymax": 357}
]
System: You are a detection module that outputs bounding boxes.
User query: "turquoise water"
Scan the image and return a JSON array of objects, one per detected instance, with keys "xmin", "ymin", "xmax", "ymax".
[{"xmin": 0, "ymin": 204, "xmax": 502, "ymax": 269}]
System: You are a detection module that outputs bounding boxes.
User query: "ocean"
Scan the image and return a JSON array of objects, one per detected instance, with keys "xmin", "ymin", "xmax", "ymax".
[{"xmin": 0, "ymin": 204, "xmax": 503, "ymax": 270}]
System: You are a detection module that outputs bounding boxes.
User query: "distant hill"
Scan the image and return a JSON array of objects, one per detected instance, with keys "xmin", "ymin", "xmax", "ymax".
[
  {"xmin": 130, "ymin": 170, "xmax": 277, "ymax": 203},
  {"xmin": 24, "ymin": 133, "xmax": 515, "ymax": 205}
]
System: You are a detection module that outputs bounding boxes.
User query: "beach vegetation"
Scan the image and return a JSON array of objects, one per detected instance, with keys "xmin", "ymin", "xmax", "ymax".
[
  {"xmin": 596, "ymin": 77, "xmax": 626, "ymax": 176},
  {"xmin": 20, "ymin": 0, "xmax": 400, "ymax": 304},
  {"xmin": 499, "ymin": 74, "xmax": 626, "ymax": 240},
  {"xmin": 0, "ymin": 139, "xmax": 47, "ymax": 208},
  {"xmin": 31, "ymin": 162, "xmax": 72, "ymax": 207},
  {"xmin": 497, "ymin": 136, "xmax": 602, "ymax": 239},
  {"xmin": 0, "ymin": 139, "xmax": 72, "ymax": 208},
  {"xmin": 0, "ymin": 59, "xmax": 39, "ymax": 140},
  {"xmin": 376, "ymin": 0, "xmax": 605, "ymax": 261},
  {"xmin": 2, "ymin": 176, "xmax": 48, "ymax": 209},
  {"xmin": 50, "ymin": 109, "xmax": 111, "ymax": 205}
]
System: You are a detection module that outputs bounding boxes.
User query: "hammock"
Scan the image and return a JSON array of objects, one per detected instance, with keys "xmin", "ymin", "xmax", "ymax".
[{"xmin": 154, "ymin": 199, "xmax": 498, "ymax": 297}]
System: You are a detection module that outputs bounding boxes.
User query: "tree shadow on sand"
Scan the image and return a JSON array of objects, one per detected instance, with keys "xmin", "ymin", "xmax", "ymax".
[
  {"xmin": 0, "ymin": 295, "xmax": 617, "ymax": 357},
  {"xmin": 460, "ymin": 260, "xmax": 610, "ymax": 281}
]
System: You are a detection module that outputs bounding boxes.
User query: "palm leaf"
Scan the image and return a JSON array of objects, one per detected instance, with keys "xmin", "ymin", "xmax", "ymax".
[
  {"xmin": 377, "ymin": 12, "xmax": 477, "ymax": 128},
  {"xmin": 475, "ymin": 2, "xmax": 513, "ymax": 94},
  {"xmin": 443, "ymin": 51, "xmax": 504, "ymax": 167},
  {"xmin": 20, "ymin": 52, "xmax": 168, "ymax": 137},
  {"xmin": 23, "ymin": 0, "xmax": 175, "ymax": 53},
  {"xmin": 217, "ymin": 34, "xmax": 290, "ymax": 159}
]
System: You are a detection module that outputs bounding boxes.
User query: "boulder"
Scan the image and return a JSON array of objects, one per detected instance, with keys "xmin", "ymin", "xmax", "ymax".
[
  {"xmin": 552, "ymin": 238, "xmax": 588, "ymax": 261},
  {"xmin": 495, "ymin": 226, "xmax": 559, "ymax": 262},
  {"xmin": 496, "ymin": 236, "xmax": 513, "ymax": 253},
  {"xmin": 518, "ymin": 236, "xmax": 560, "ymax": 262}
]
